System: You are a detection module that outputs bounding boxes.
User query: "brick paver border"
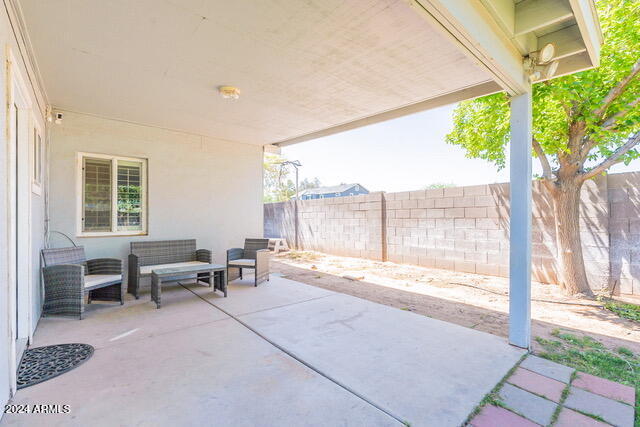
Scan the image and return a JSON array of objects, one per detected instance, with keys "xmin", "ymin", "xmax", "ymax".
[{"xmin": 468, "ymin": 354, "xmax": 636, "ymax": 427}]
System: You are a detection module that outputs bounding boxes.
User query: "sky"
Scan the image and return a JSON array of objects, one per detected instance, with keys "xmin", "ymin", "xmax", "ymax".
[{"xmin": 282, "ymin": 103, "xmax": 640, "ymax": 193}]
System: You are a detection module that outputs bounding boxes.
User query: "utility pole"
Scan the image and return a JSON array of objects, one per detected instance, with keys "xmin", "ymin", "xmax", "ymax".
[{"xmin": 279, "ymin": 160, "xmax": 302, "ymax": 249}]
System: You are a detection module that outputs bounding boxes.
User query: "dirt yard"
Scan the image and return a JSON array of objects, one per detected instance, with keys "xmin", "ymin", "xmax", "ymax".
[{"xmin": 271, "ymin": 251, "xmax": 640, "ymax": 353}]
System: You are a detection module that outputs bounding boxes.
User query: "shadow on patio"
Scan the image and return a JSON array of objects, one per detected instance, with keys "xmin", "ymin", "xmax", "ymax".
[
  {"xmin": 271, "ymin": 259, "xmax": 640, "ymax": 354},
  {"xmin": 3, "ymin": 274, "xmax": 524, "ymax": 427}
]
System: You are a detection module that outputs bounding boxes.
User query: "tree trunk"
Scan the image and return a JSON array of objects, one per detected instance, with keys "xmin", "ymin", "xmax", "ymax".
[{"xmin": 550, "ymin": 180, "xmax": 593, "ymax": 296}]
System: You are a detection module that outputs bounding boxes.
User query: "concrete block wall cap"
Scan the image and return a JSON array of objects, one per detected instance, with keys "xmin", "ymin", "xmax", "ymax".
[
  {"xmin": 426, "ymin": 188, "xmax": 444, "ymax": 198},
  {"xmin": 444, "ymin": 187, "xmax": 464, "ymax": 197},
  {"xmin": 409, "ymin": 190, "xmax": 426, "ymax": 199},
  {"xmin": 464, "ymin": 185, "xmax": 488, "ymax": 196}
]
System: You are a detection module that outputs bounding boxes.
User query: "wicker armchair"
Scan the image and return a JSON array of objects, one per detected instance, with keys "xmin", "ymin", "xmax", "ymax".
[
  {"xmin": 42, "ymin": 247, "xmax": 123, "ymax": 319},
  {"xmin": 227, "ymin": 238, "xmax": 270, "ymax": 287}
]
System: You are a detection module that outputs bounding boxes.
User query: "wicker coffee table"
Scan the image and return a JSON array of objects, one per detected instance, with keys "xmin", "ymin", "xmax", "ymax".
[{"xmin": 151, "ymin": 263, "xmax": 226, "ymax": 309}]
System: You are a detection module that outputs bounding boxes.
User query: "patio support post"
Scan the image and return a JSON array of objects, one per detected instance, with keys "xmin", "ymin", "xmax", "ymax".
[
  {"xmin": 295, "ymin": 166, "xmax": 299, "ymax": 249},
  {"xmin": 294, "ymin": 199, "xmax": 299, "ymax": 250},
  {"xmin": 508, "ymin": 89, "xmax": 532, "ymax": 349}
]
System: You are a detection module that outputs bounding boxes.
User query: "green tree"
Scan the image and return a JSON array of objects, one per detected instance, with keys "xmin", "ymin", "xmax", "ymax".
[
  {"xmin": 263, "ymin": 153, "xmax": 321, "ymax": 202},
  {"xmin": 446, "ymin": 0, "xmax": 640, "ymax": 295},
  {"xmin": 423, "ymin": 182, "xmax": 455, "ymax": 189}
]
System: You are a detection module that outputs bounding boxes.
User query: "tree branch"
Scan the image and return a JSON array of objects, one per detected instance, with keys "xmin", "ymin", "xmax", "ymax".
[
  {"xmin": 546, "ymin": 81, "xmax": 572, "ymax": 118},
  {"xmin": 593, "ymin": 58, "xmax": 640, "ymax": 119},
  {"xmin": 602, "ymin": 97, "xmax": 640, "ymax": 129},
  {"xmin": 581, "ymin": 138, "xmax": 599, "ymax": 161},
  {"xmin": 532, "ymin": 137, "xmax": 554, "ymax": 180},
  {"xmin": 581, "ymin": 131, "xmax": 640, "ymax": 181}
]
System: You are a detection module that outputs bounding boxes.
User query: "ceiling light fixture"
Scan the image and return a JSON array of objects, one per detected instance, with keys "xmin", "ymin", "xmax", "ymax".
[{"xmin": 218, "ymin": 86, "xmax": 240, "ymax": 99}]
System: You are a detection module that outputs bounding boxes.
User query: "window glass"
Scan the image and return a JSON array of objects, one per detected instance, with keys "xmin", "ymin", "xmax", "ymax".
[
  {"xmin": 33, "ymin": 129, "xmax": 41, "ymax": 184},
  {"xmin": 117, "ymin": 160, "xmax": 143, "ymax": 231},
  {"xmin": 80, "ymin": 154, "xmax": 146, "ymax": 235},
  {"xmin": 83, "ymin": 157, "xmax": 112, "ymax": 232}
]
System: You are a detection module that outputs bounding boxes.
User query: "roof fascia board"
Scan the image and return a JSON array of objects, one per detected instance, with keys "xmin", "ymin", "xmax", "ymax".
[
  {"xmin": 567, "ymin": 0, "xmax": 602, "ymax": 66},
  {"xmin": 275, "ymin": 80, "xmax": 501, "ymax": 147},
  {"xmin": 408, "ymin": 0, "xmax": 529, "ymax": 96}
]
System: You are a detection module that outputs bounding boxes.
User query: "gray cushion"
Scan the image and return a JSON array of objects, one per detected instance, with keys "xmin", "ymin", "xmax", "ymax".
[
  {"xmin": 85, "ymin": 274, "xmax": 122, "ymax": 288},
  {"xmin": 229, "ymin": 259, "xmax": 255, "ymax": 267}
]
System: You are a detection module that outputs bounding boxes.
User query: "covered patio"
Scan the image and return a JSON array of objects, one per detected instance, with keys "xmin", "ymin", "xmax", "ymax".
[
  {"xmin": 2, "ymin": 276, "xmax": 523, "ymax": 426},
  {"xmin": 0, "ymin": 0, "xmax": 603, "ymax": 425}
]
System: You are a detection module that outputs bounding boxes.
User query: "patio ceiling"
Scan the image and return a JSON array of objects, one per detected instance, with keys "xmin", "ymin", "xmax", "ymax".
[{"xmin": 17, "ymin": 0, "xmax": 600, "ymax": 146}]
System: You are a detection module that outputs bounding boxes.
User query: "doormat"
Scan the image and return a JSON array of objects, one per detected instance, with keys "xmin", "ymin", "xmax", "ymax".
[{"xmin": 17, "ymin": 343, "xmax": 94, "ymax": 389}]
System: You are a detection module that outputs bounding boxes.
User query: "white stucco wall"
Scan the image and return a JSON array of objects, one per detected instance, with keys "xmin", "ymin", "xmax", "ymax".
[
  {"xmin": 0, "ymin": 14, "xmax": 10, "ymax": 410},
  {"xmin": 48, "ymin": 111, "xmax": 264, "ymax": 270},
  {"xmin": 0, "ymin": 3, "xmax": 48, "ymax": 409}
]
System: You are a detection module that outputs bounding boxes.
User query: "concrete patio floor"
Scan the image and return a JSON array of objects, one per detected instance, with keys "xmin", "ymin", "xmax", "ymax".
[{"xmin": 2, "ymin": 275, "xmax": 524, "ymax": 426}]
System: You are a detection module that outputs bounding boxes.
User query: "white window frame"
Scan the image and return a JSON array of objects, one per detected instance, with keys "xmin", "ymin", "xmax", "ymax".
[
  {"xmin": 31, "ymin": 121, "xmax": 43, "ymax": 195},
  {"xmin": 76, "ymin": 152, "xmax": 148, "ymax": 237}
]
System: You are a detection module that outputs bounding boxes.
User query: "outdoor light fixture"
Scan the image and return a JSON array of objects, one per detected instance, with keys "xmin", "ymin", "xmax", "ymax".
[
  {"xmin": 524, "ymin": 43, "xmax": 559, "ymax": 82},
  {"xmin": 218, "ymin": 86, "xmax": 240, "ymax": 99},
  {"xmin": 538, "ymin": 43, "xmax": 556, "ymax": 63}
]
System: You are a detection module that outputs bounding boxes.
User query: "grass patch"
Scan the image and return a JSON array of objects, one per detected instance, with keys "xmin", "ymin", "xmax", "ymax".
[
  {"xmin": 535, "ymin": 329, "xmax": 640, "ymax": 425},
  {"xmin": 534, "ymin": 336, "xmax": 563, "ymax": 350},
  {"xmin": 549, "ymin": 371, "xmax": 575, "ymax": 425},
  {"xmin": 574, "ymin": 408, "xmax": 608, "ymax": 423},
  {"xmin": 619, "ymin": 347, "xmax": 635, "ymax": 357},
  {"xmin": 603, "ymin": 300, "xmax": 640, "ymax": 322},
  {"xmin": 283, "ymin": 251, "xmax": 322, "ymax": 262},
  {"xmin": 550, "ymin": 328, "xmax": 604, "ymax": 349}
]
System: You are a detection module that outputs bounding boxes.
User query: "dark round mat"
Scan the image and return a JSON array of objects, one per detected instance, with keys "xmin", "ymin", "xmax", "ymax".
[{"xmin": 17, "ymin": 343, "xmax": 94, "ymax": 389}]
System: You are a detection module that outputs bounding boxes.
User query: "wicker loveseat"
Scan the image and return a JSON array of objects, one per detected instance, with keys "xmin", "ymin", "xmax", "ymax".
[
  {"xmin": 127, "ymin": 239, "xmax": 212, "ymax": 299},
  {"xmin": 227, "ymin": 238, "xmax": 270, "ymax": 287},
  {"xmin": 41, "ymin": 246, "xmax": 123, "ymax": 319}
]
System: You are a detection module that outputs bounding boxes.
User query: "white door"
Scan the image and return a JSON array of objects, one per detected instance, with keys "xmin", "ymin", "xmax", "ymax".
[
  {"xmin": 12, "ymin": 102, "xmax": 20, "ymax": 339},
  {"xmin": 6, "ymin": 54, "xmax": 33, "ymax": 396}
]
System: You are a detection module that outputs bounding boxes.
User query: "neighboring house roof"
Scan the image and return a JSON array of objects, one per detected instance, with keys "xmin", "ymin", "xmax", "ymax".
[{"xmin": 300, "ymin": 184, "xmax": 367, "ymax": 196}]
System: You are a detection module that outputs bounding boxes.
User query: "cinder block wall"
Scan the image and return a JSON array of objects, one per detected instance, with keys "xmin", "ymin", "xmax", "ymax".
[
  {"xmin": 297, "ymin": 193, "xmax": 384, "ymax": 260},
  {"xmin": 264, "ymin": 193, "xmax": 384, "ymax": 260},
  {"xmin": 264, "ymin": 201, "xmax": 295, "ymax": 240},
  {"xmin": 386, "ymin": 184, "xmax": 511, "ymax": 276},
  {"xmin": 385, "ymin": 178, "xmax": 609, "ymax": 290},
  {"xmin": 608, "ymin": 172, "xmax": 640, "ymax": 294},
  {"xmin": 265, "ymin": 173, "xmax": 637, "ymax": 294}
]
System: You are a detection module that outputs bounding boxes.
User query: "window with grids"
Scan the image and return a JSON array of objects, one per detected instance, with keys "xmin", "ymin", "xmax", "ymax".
[{"xmin": 80, "ymin": 153, "xmax": 147, "ymax": 235}]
